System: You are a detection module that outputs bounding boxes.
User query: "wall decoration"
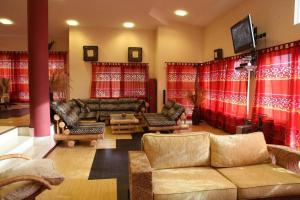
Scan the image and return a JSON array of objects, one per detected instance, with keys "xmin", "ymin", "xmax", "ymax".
[
  {"xmin": 214, "ymin": 48, "xmax": 223, "ymax": 60},
  {"xmin": 128, "ymin": 47, "xmax": 142, "ymax": 62},
  {"xmin": 83, "ymin": 46, "xmax": 98, "ymax": 61}
]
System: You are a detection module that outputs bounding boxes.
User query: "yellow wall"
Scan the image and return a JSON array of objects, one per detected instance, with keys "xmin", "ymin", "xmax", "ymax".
[
  {"xmin": 203, "ymin": 0, "xmax": 300, "ymax": 61},
  {"xmin": 69, "ymin": 27, "xmax": 156, "ymax": 99},
  {"xmin": 155, "ymin": 23, "xmax": 203, "ymax": 110},
  {"xmin": 0, "ymin": 34, "xmax": 68, "ymax": 51},
  {"xmin": 68, "ymin": 23, "xmax": 203, "ymax": 110}
]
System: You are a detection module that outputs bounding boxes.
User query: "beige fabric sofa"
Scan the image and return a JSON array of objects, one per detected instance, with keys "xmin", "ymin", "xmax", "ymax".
[{"xmin": 128, "ymin": 132, "xmax": 300, "ymax": 200}]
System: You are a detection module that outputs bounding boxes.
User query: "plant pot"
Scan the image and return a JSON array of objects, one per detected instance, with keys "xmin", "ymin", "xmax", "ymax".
[
  {"xmin": 49, "ymin": 92, "xmax": 54, "ymax": 102},
  {"xmin": 192, "ymin": 107, "xmax": 201, "ymax": 125}
]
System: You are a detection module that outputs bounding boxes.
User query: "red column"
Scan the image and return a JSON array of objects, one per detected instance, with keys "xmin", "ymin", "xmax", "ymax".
[{"xmin": 27, "ymin": 0, "xmax": 50, "ymax": 137}]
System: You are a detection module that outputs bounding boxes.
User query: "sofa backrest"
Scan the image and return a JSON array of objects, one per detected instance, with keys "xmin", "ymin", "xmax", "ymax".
[
  {"xmin": 210, "ymin": 132, "xmax": 271, "ymax": 168},
  {"xmin": 167, "ymin": 103, "xmax": 185, "ymax": 121},
  {"xmin": 161, "ymin": 101, "xmax": 175, "ymax": 115},
  {"xmin": 161, "ymin": 101, "xmax": 185, "ymax": 121},
  {"xmin": 84, "ymin": 99, "xmax": 101, "ymax": 111},
  {"xmin": 51, "ymin": 100, "xmax": 80, "ymax": 128},
  {"xmin": 99, "ymin": 98, "xmax": 145, "ymax": 112},
  {"xmin": 142, "ymin": 132, "xmax": 211, "ymax": 170}
]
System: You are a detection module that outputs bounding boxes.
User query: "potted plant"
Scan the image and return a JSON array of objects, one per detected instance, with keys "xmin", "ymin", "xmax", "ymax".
[
  {"xmin": 49, "ymin": 70, "xmax": 69, "ymax": 102},
  {"xmin": 187, "ymin": 73, "xmax": 205, "ymax": 125}
]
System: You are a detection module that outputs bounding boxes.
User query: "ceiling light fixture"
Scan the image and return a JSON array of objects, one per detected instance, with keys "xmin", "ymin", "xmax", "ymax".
[
  {"xmin": 123, "ymin": 22, "xmax": 135, "ymax": 28},
  {"xmin": 0, "ymin": 18, "xmax": 14, "ymax": 25},
  {"xmin": 174, "ymin": 9, "xmax": 188, "ymax": 17},
  {"xmin": 66, "ymin": 19, "xmax": 79, "ymax": 26}
]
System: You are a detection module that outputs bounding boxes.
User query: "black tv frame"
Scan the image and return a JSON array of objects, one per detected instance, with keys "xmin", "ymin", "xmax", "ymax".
[{"xmin": 231, "ymin": 14, "xmax": 256, "ymax": 54}]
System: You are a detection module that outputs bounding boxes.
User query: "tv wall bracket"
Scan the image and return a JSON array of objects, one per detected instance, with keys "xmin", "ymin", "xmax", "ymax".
[{"xmin": 254, "ymin": 27, "xmax": 266, "ymax": 41}]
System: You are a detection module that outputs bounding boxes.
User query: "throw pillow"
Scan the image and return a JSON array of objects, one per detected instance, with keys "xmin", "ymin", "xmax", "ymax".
[
  {"xmin": 142, "ymin": 132, "xmax": 211, "ymax": 169},
  {"xmin": 210, "ymin": 132, "xmax": 271, "ymax": 168}
]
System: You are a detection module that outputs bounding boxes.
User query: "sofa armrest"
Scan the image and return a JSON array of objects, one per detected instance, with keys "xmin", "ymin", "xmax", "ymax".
[
  {"xmin": 0, "ymin": 175, "xmax": 52, "ymax": 190},
  {"xmin": 0, "ymin": 154, "xmax": 32, "ymax": 161},
  {"xmin": 128, "ymin": 151, "xmax": 153, "ymax": 200},
  {"xmin": 267, "ymin": 144, "xmax": 300, "ymax": 175}
]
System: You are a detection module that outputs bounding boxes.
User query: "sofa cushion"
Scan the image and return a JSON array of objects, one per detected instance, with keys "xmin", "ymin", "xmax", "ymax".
[
  {"xmin": 167, "ymin": 103, "xmax": 185, "ymax": 121},
  {"xmin": 70, "ymin": 122, "xmax": 105, "ymax": 135},
  {"xmin": 51, "ymin": 102, "xmax": 80, "ymax": 128},
  {"xmin": 152, "ymin": 167, "xmax": 237, "ymax": 200},
  {"xmin": 74, "ymin": 99, "xmax": 86, "ymax": 108},
  {"xmin": 84, "ymin": 99, "xmax": 100, "ymax": 104},
  {"xmin": 143, "ymin": 113, "xmax": 176, "ymax": 127},
  {"xmin": 64, "ymin": 109, "xmax": 80, "ymax": 128},
  {"xmin": 74, "ymin": 99, "xmax": 91, "ymax": 113},
  {"xmin": 118, "ymin": 98, "xmax": 137, "ymax": 103},
  {"xmin": 86, "ymin": 103, "xmax": 100, "ymax": 111},
  {"xmin": 100, "ymin": 99, "xmax": 119, "ymax": 104},
  {"xmin": 164, "ymin": 101, "xmax": 175, "ymax": 109},
  {"xmin": 142, "ymin": 132, "xmax": 210, "ymax": 170},
  {"xmin": 100, "ymin": 103, "xmax": 121, "ymax": 111},
  {"xmin": 118, "ymin": 104, "xmax": 140, "ymax": 111},
  {"xmin": 79, "ymin": 111, "xmax": 98, "ymax": 120},
  {"xmin": 210, "ymin": 132, "xmax": 270, "ymax": 167},
  {"xmin": 217, "ymin": 164, "xmax": 300, "ymax": 199},
  {"xmin": 161, "ymin": 107, "xmax": 169, "ymax": 116}
]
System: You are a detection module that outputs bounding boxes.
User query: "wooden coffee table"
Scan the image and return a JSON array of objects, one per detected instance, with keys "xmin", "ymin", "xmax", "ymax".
[{"xmin": 110, "ymin": 114, "xmax": 140, "ymax": 134}]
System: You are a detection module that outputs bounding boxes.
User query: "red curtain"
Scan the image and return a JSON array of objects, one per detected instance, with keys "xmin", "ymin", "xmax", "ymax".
[
  {"xmin": 167, "ymin": 63, "xmax": 197, "ymax": 117},
  {"xmin": 199, "ymin": 58, "xmax": 248, "ymax": 133},
  {"xmin": 0, "ymin": 52, "xmax": 29, "ymax": 102},
  {"xmin": 0, "ymin": 51, "xmax": 67, "ymax": 102},
  {"xmin": 253, "ymin": 41, "xmax": 300, "ymax": 148},
  {"xmin": 91, "ymin": 62, "xmax": 149, "ymax": 99}
]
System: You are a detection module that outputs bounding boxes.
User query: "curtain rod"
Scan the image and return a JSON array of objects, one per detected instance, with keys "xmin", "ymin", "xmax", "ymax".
[
  {"xmin": 165, "ymin": 62, "xmax": 200, "ymax": 66},
  {"xmin": 201, "ymin": 39, "xmax": 300, "ymax": 65},
  {"xmin": 92, "ymin": 62, "xmax": 149, "ymax": 65},
  {"xmin": 0, "ymin": 51, "xmax": 67, "ymax": 54},
  {"xmin": 258, "ymin": 39, "xmax": 300, "ymax": 53}
]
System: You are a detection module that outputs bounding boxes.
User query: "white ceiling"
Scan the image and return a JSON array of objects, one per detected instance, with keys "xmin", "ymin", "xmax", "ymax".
[{"xmin": 0, "ymin": 0, "xmax": 245, "ymax": 37}]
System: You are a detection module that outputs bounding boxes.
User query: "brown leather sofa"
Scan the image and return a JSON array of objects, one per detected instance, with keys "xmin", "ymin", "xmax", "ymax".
[{"xmin": 128, "ymin": 132, "xmax": 300, "ymax": 200}]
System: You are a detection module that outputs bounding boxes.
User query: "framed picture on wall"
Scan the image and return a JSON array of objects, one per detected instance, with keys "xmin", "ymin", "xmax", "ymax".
[
  {"xmin": 83, "ymin": 46, "xmax": 98, "ymax": 61},
  {"xmin": 128, "ymin": 47, "xmax": 142, "ymax": 62}
]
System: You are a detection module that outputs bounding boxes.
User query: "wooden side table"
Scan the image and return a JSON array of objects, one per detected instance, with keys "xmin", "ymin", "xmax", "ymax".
[{"xmin": 110, "ymin": 114, "xmax": 140, "ymax": 134}]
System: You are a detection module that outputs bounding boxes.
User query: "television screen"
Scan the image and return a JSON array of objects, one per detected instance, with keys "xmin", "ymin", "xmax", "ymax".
[{"xmin": 231, "ymin": 14, "xmax": 256, "ymax": 53}]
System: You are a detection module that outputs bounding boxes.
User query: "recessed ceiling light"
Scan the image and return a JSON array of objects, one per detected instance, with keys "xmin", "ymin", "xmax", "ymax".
[
  {"xmin": 123, "ymin": 22, "xmax": 135, "ymax": 28},
  {"xmin": 66, "ymin": 19, "xmax": 79, "ymax": 26},
  {"xmin": 0, "ymin": 18, "xmax": 14, "ymax": 25},
  {"xmin": 174, "ymin": 9, "xmax": 188, "ymax": 17}
]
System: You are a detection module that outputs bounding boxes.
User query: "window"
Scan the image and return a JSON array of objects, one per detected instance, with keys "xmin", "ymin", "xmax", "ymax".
[
  {"xmin": 295, "ymin": 0, "xmax": 300, "ymax": 25},
  {"xmin": 91, "ymin": 62, "xmax": 149, "ymax": 98}
]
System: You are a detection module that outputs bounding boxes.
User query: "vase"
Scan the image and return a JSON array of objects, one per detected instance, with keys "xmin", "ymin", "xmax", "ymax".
[{"xmin": 192, "ymin": 106, "xmax": 201, "ymax": 125}]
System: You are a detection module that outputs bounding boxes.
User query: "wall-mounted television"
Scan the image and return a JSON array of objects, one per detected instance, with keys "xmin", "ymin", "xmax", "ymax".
[{"xmin": 231, "ymin": 14, "xmax": 256, "ymax": 54}]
